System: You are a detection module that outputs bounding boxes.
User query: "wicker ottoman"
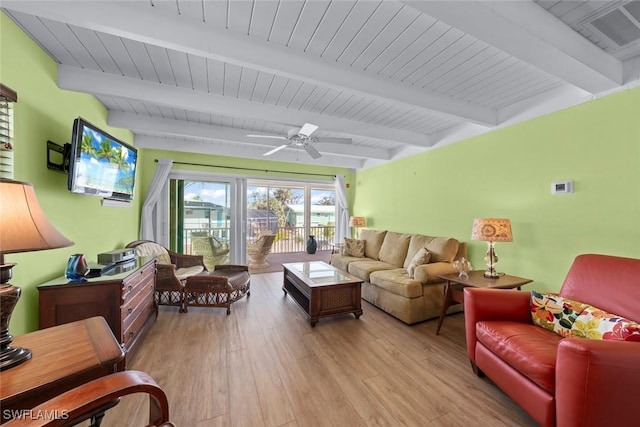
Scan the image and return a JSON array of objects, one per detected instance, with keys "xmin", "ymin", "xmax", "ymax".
[{"xmin": 184, "ymin": 265, "xmax": 251, "ymax": 314}]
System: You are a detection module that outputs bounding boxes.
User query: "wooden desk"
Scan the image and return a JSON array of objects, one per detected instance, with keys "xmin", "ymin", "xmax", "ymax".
[
  {"xmin": 0, "ymin": 316, "xmax": 124, "ymax": 423},
  {"xmin": 435, "ymin": 271, "xmax": 532, "ymax": 335}
]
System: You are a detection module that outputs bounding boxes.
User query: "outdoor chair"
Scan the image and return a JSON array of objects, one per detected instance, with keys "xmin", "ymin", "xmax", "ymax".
[
  {"xmin": 126, "ymin": 240, "xmax": 205, "ymax": 312},
  {"xmin": 247, "ymin": 232, "xmax": 276, "ymax": 269},
  {"xmin": 190, "ymin": 231, "xmax": 230, "ymax": 270}
]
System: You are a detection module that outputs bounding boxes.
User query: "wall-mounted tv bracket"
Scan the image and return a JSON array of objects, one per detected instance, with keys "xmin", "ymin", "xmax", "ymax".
[{"xmin": 47, "ymin": 140, "xmax": 71, "ymax": 173}]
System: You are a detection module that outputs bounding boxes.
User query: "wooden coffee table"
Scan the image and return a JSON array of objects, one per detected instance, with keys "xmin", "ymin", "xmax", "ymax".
[
  {"xmin": 435, "ymin": 270, "xmax": 532, "ymax": 334},
  {"xmin": 282, "ymin": 261, "xmax": 363, "ymax": 326}
]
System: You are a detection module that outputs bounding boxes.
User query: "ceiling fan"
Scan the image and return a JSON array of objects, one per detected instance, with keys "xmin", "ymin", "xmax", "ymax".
[{"xmin": 247, "ymin": 123, "xmax": 351, "ymax": 159}]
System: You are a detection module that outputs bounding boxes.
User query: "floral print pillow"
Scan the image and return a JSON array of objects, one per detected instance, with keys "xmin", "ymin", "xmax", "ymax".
[
  {"xmin": 571, "ymin": 306, "xmax": 640, "ymax": 342},
  {"xmin": 342, "ymin": 238, "xmax": 365, "ymax": 258},
  {"xmin": 530, "ymin": 291, "xmax": 588, "ymax": 336}
]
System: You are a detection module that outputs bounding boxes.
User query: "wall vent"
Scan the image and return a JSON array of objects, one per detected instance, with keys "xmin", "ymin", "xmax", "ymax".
[{"xmin": 585, "ymin": 1, "xmax": 640, "ymax": 48}]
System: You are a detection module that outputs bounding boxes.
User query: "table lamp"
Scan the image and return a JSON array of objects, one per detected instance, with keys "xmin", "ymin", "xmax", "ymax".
[
  {"xmin": 349, "ymin": 216, "xmax": 366, "ymax": 238},
  {"xmin": 471, "ymin": 218, "xmax": 513, "ymax": 279},
  {"xmin": 0, "ymin": 179, "xmax": 73, "ymax": 370}
]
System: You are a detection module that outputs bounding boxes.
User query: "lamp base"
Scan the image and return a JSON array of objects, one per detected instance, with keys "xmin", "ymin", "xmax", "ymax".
[
  {"xmin": 0, "ymin": 345, "xmax": 31, "ymax": 371},
  {"xmin": 483, "ymin": 242, "xmax": 500, "ymax": 279},
  {"xmin": 0, "ymin": 271, "xmax": 32, "ymax": 371},
  {"xmin": 483, "ymin": 270, "xmax": 500, "ymax": 279}
]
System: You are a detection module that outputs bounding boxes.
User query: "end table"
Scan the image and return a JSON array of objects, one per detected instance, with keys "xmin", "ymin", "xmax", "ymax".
[{"xmin": 435, "ymin": 270, "xmax": 532, "ymax": 335}]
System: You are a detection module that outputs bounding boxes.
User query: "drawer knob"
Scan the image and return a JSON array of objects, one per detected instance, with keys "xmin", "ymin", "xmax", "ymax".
[
  {"xmin": 128, "ymin": 285, "xmax": 133, "ymax": 291},
  {"xmin": 127, "ymin": 307, "xmax": 133, "ymax": 314},
  {"xmin": 129, "ymin": 332, "xmax": 135, "ymax": 339}
]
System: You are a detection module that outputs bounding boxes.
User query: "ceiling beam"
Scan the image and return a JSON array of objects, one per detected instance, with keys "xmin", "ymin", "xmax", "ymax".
[
  {"xmin": 59, "ymin": 64, "xmax": 430, "ymax": 147},
  {"xmin": 403, "ymin": 0, "xmax": 623, "ymax": 93},
  {"xmin": 133, "ymin": 135, "xmax": 364, "ymax": 170},
  {"xmin": 108, "ymin": 112, "xmax": 392, "ymax": 161},
  {"xmin": 2, "ymin": 0, "xmax": 496, "ymax": 126}
]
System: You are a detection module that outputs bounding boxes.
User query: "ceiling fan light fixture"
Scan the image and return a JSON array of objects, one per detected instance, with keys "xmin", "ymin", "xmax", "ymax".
[{"xmin": 299, "ymin": 123, "xmax": 319, "ymax": 137}]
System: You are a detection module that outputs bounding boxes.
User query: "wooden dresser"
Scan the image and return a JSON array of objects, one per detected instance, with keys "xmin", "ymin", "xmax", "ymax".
[{"xmin": 38, "ymin": 256, "xmax": 157, "ymax": 368}]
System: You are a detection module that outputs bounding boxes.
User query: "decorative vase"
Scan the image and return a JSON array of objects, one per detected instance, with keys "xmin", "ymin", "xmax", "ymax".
[
  {"xmin": 66, "ymin": 253, "xmax": 88, "ymax": 281},
  {"xmin": 453, "ymin": 257, "xmax": 472, "ymax": 278},
  {"xmin": 306, "ymin": 235, "xmax": 317, "ymax": 254}
]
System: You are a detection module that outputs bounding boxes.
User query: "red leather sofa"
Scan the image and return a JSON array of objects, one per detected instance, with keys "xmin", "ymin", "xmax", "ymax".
[{"xmin": 464, "ymin": 254, "xmax": 640, "ymax": 427}]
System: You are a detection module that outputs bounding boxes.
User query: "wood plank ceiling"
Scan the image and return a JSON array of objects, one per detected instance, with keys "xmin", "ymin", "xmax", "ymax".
[{"xmin": 3, "ymin": 1, "xmax": 639, "ymax": 170}]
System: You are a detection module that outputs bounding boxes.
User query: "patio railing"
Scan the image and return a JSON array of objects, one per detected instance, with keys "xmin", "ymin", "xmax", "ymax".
[{"xmin": 183, "ymin": 225, "xmax": 336, "ymax": 255}]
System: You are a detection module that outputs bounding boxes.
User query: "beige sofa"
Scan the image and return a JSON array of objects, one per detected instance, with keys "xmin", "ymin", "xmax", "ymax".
[{"xmin": 330, "ymin": 229, "xmax": 466, "ymax": 324}]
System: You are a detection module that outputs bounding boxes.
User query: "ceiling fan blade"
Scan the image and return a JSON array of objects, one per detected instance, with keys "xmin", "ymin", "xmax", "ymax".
[
  {"xmin": 304, "ymin": 143, "xmax": 322, "ymax": 159},
  {"xmin": 312, "ymin": 137, "xmax": 352, "ymax": 144},
  {"xmin": 298, "ymin": 123, "xmax": 319, "ymax": 137},
  {"xmin": 247, "ymin": 134, "xmax": 288, "ymax": 140},
  {"xmin": 263, "ymin": 144, "xmax": 289, "ymax": 156}
]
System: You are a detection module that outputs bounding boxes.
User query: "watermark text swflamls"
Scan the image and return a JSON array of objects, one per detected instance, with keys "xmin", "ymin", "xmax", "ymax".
[{"xmin": 2, "ymin": 409, "xmax": 69, "ymax": 421}]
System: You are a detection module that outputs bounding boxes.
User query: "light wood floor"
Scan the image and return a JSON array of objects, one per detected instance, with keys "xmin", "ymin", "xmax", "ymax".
[{"xmin": 103, "ymin": 272, "xmax": 536, "ymax": 427}]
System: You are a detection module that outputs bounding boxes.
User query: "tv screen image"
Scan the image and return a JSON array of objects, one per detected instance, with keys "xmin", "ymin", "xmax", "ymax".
[{"xmin": 68, "ymin": 118, "xmax": 137, "ymax": 201}]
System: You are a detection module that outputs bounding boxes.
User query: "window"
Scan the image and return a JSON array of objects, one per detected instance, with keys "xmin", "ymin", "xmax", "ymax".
[{"xmin": 0, "ymin": 84, "xmax": 17, "ymax": 179}]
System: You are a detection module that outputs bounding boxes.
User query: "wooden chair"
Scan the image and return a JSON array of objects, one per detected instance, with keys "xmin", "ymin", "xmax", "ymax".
[
  {"xmin": 3, "ymin": 370, "xmax": 173, "ymax": 427},
  {"xmin": 126, "ymin": 240, "xmax": 206, "ymax": 312},
  {"xmin": 190, "ymin": 231, "xmax": 230, "ymax": 271},
  {"xmin": 247, "ymin": 233, "xmax": 276, "ymax": 269}
]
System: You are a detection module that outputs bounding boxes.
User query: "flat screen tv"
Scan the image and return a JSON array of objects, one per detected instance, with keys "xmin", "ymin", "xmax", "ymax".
[{"xmin": 68, "ymin": 118, "xmax": 137, "ymax": 201}]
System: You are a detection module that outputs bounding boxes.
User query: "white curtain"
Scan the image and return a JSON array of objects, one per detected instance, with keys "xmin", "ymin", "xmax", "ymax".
[
  {"xmin": 334, "ymin": 175, "xmax": 350, "ymax": 242},
  {"xmin": 140, "ymin": 158, "xmax": 173, "ymax": 241}
]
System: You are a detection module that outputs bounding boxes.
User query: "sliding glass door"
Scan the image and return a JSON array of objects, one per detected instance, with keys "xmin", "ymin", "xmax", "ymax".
[
  {"xmin": 161, "ymin": 172, "xmax": 335, "ymax": 264},
  {"xmin": 168, "ymin": 176, "xmax": 244, "ymax": 267},
  {"xmin": 247, "ymin": 180, "xmax": 336, "ymax": 253}
]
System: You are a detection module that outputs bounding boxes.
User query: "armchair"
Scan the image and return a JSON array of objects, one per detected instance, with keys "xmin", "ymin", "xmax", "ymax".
[
  {"xmin": 4, "ymin": 370, "xmax": 173, "ymax": 426},
  {"xmin": 126, "ymin": 240, "xmax": 205, "ymax": 311},
  {"xmin": 247, "ymin": 233, "xmax": 276, "ymax": 269},
  {"xmin": 464, "ymin": 254, "xmax": 640, "ymax": 427}
]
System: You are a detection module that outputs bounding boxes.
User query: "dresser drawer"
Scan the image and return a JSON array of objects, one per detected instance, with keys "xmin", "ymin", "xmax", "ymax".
[
  {"xmin": 122, "ymin": 301, "xmax": 154, "ymax": 350},
  {"xmin": 122, "ymin": 262, "xmax": 155, "ymax": 303},
  {"xmin": 121, "ymin": 280, "xmax": 154, "ymax": 324}
]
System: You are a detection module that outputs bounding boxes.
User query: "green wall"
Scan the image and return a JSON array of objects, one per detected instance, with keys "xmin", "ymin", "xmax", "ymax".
[
  {"xmin": 1, "ymin": 13, "xmax": 141, "ymax": 334},
  {"xmin": 354, "ymin": 88, "xmax": 640, "ymax": 292}
]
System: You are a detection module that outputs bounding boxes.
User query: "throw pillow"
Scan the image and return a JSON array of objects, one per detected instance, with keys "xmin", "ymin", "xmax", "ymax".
[
  {"xmin": 407, "ymin": 248, "xmax": 431, "ymax": 279},
  {"xmin": 571, "ymin": 305, "xmax": 640, "ymax": 341},
  {"xmin": 342, "ymin": 238, "xmax": 365, "ymax": 258},
  {"xmin": 530, "ymin": 291, "xmax": 588, "ymax": 336}
]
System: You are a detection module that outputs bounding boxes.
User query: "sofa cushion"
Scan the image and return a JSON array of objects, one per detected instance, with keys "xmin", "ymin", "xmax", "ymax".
[
  {"xmin": 407, "ymin": 248, "xmax": 431, "ymax": 278},
  {"xmin": 404, "ymin": 234, "xmax": 434, "ymax": 268},
  {"xmin": 378, "ymin": 232, "xmax": 411, "ymax": 267},
  {"xmin": 330, "ymin": 254, "xmax": 362, "ymax": 272},
  {"xmin": 476, "ymin": 320, "xmax": 561, "ymax": 394},
  {"xmin": 348, "ymin": 260, "xmax": 395, "ymax": 282},
  {"xmin": 343, "ymin": 238, "xmax": 365, "ymax": 257},
  {"xmin": 530, "ymin": 291, "xmax": 588, "ymax": 337},
  {"xmin": 175, "ymin": 265, "xmax": 205, "ymax": 281},
  {"xmin": 571, "ymin": 305, "xmax": 640, "ymax": 342},
  {"xmin": 369, "ymin": 269, "xmax": 423, "ymax": 298},
  {"xmin": 425, "ymin": 237, "xmax": 459, "ymax": 263},
  {"xmin": 359, "ymin": 229, "xmax": 387, "ymax": 260}
]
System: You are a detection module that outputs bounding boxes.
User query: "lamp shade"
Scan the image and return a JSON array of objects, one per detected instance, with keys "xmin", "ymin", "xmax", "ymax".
[
  {"xmin": 0, "ymin": 179, "xmax": 73, "ymax": 254},
  {"xmin": 471, "ymin": 218, "xmax": 513, "ymax": 242},
  {"xmin": 349, "ymin": 216, "xmax": 366, "ymax": 228}
]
